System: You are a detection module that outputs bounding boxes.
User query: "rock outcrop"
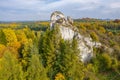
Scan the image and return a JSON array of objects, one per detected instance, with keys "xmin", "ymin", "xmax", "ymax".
[{"xmin": 50, "ymin": 11, "xmax": 101, "ymax": 63}]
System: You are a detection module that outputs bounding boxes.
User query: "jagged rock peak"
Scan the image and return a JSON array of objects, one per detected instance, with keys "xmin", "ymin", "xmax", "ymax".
[
  {"xmin": 50, "ymin": 11, "xmax": 101, "ymax": 63},
  {"xmin": 50, "ymin": 11, "xmax": 75, "ymax": 30}
]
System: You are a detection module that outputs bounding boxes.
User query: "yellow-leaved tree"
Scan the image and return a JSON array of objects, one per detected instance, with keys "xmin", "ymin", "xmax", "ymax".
[
  {"xmin": 2, "ymin": 28, "xmax": 17, "ymax": 45},
  {"xmin": 55, "ymin": 73, "xmax": 65, "ymax": 80},
  {"xmin": 0, "ymin": 44, "xmax": 6, "ymax": 57}
]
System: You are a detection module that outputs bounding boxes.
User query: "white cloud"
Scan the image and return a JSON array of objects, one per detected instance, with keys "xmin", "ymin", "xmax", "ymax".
[
  {"xmin": 110, "ymin": 2, "xmax": 120, "ymax": 8},
  {"xmin": 0, "ymin": 0, "xmax": 120, "ymax": 21}
]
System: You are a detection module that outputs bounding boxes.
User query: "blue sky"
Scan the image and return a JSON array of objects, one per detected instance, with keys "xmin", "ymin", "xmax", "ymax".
[{"xmin": 0, "ymin": 0, "xmax": 120, "ymax": 21}]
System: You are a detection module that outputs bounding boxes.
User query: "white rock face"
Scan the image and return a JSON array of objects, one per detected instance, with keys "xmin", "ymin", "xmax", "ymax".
[
  {"xmin": 50, "ymin": 11, "xmax": 101, "ymax": 63},
  {"xmin": 59, "ymin": 26, "xmax": 101, "ymax": 62},
  {"xmin": 60, "ymin": 26, "xmax": 75, "ymax": 40}
]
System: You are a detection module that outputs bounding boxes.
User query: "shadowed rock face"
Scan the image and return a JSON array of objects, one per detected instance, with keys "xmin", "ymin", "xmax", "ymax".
[
  {"xmin": 50, "ymin": 11, "xmax": 65, "ymax": 29},
  {"xmin": 50, "ymin": 11, "xmax": 74, "ymax": 29},
  {"xmin": 50, "ymin": 11, "xmax": 101, "ymax": 63}
]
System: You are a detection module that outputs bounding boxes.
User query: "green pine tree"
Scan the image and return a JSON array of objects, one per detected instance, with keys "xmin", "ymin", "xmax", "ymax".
[{"xmin": 26, "ymin": 53, "xmax": 48, "ymax": 80}]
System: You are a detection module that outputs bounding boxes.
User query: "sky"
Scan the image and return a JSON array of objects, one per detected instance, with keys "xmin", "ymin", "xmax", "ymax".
[{"xmin": 0, "ymin": 0, "xmax": 120, "ymax": 21}]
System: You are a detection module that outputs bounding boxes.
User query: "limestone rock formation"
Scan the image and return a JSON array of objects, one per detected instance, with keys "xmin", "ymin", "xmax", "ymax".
[{"xmin": 50, "ymin": 11, "xmax": 101, "ymax": 63}]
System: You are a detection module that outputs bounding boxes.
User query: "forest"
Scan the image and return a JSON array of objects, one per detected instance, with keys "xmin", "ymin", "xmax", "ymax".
[{"xmin": 0, "ymin": 19, "xmax": 120, "ymax": 80}]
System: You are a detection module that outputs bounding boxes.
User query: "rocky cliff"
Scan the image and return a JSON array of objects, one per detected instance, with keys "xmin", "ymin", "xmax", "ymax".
[{"xmin": 50, "ymin": 11, "xmax": 101, "ymax": 63}]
